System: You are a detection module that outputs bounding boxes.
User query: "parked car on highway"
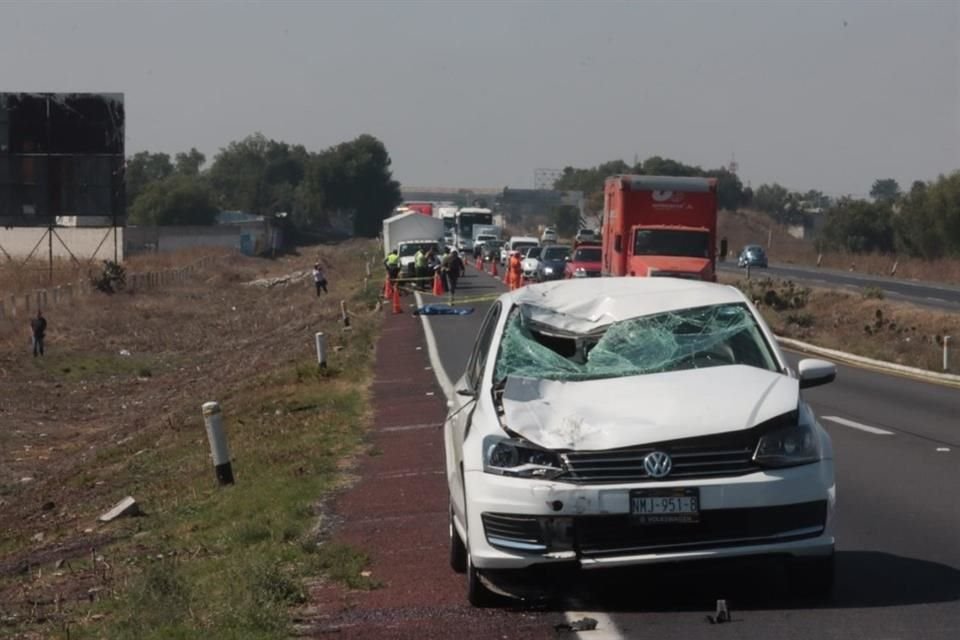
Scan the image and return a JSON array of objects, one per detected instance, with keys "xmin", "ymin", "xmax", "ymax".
[
  {"xmin": 535, "ymin": 244, "xmax": 571, "ymax": 281},
  {"xmin": 540, "ymin": 227, "xmax": 558, "ymax": 244},
  {"xmin": 564, "ymin": 244, "xmax": 602, "ymax": 278},
  {"xmin": 520, "ymin": 246, "xmax": 542, "ymax": 280},
  {"xmin": 445, "ymin": 277, "xmax": 837, "ymax": 606},
  {"xmin": 738, "ymin": 244, "xmax": 768, "ymax": 268}
]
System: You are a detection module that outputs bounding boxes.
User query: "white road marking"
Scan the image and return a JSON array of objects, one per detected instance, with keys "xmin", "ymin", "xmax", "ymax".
[
  {"xmin": 414, "ymin": 291, "xmax": 454, "ymax": 400},
  {"xmin": 822, "ymin": 416, "xmax": 894, "ymax": 435},
  {"xmin": 937, "ymin": 447, "xmax": 950, "ymax": 452},
  {"xmin": 413, "ymin": 292, "xmax": 625, "ymax": 639}
]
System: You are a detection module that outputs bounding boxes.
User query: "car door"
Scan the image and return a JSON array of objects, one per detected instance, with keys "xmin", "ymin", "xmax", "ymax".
[{"xmin": 446, "ymin": 302, "xmax": 503, "ymax": 519}]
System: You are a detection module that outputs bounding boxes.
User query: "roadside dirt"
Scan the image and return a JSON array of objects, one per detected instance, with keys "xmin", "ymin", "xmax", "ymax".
[
  {"xmin": 0, "ymin": 243, "xmax": 366, "ymax": 625},
  {"xmin": 293, "ymin": 309, "xmax": 557, "ymax": 639}
]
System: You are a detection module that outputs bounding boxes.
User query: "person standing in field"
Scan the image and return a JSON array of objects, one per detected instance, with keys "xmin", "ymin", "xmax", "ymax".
[
  {"xmin": 313, "ymin": 263, "xmax": 328, "ymax": 295},
  {"xmin": 30, "ymin": 310, "xmax": 47, "ymax": 357}
]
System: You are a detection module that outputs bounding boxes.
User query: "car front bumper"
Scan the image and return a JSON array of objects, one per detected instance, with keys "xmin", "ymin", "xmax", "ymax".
[{"xmin": 464, "ymin": 461, "xmax": 835, "ymax": 570}]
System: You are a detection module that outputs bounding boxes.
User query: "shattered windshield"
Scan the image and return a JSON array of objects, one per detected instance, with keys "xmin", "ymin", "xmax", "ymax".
[{"xmin": 494, "ymin": 302, "xmax": 778, "ymax": 382}]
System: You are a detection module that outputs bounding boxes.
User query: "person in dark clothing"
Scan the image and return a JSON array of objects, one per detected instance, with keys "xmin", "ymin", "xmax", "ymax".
[
  {"xmin": 313, "ymin": 263, "xmax": 328, "ymax": 295},
  {"xmin": 30, "ymin": 310, "xmax": 47, "ymax": 357},
  {"xmin": 442, "ymin": 250, "xmax": 465, "ymax": 300}
]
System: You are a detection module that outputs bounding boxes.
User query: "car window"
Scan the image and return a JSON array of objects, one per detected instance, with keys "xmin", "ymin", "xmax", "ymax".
[
  {"xmin": 542, "ymin": 246, "xmax": 571, "ymax": 260},
  {"xmin": 494, "ymin": 303, "xmax": 779, "ymax": 382},
  {"xmin": 465, "ymin": 302, "xmax": 502, "ymax": 389}
]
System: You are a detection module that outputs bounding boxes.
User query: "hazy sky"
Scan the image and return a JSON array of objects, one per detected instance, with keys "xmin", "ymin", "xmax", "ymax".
[{"xmin": 2, "ymin": 1, "xmax": 958, "ymax": 196}]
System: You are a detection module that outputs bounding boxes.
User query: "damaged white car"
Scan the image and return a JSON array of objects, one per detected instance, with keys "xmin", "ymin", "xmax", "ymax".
[{"xmin": 444, "ymin": 278, "xmax": 837, "ymax": 606}]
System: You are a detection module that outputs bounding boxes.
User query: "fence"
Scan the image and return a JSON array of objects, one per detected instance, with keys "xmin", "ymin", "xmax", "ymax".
[{"xmin": 0, "ymin": 254, "xmax": 222, "ymax": 321}]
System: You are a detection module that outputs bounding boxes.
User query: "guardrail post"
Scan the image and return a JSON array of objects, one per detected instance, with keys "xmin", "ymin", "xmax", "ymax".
[
  {"xmin": 315, "ymin": 332, "xmax": 327, "ymax": 368},
  {"xmin": 745, "ymin": 264, "xmax": 751, "ymax": 280},
  {"xmin": 201, "ymin": 402, "xmax": 234, "ymax": 485},
  {"xmin": 944, "ymin": 336, "xmax": 951, "ymax": 372}
]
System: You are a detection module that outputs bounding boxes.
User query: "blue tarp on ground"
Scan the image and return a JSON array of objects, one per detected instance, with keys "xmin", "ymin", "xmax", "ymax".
[{"xmin": 413, "ymin": 304, "xmax": 475, "ymax": 316}]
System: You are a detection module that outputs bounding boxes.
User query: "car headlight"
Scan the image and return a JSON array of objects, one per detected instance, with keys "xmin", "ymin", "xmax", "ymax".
[
  {"xmin": 483, "ymin": 436, "xmax": 566, "ymax": 479},
  {"xmin": 753, "ymin": 420, "xmax": 822, "ymax": 468}
]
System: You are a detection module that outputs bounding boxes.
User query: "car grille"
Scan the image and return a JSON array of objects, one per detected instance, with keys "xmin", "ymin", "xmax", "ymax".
[
  {"xmin": 481, "ymin": 501, "xmax": 827, "ymax": 556},
  {"xmin": 576, "ymin": 501, "xmax": 827, "ymax": 557},
  {"xmin": 558, "ymin": 429, "xmax": 760, "ymax": 484}
]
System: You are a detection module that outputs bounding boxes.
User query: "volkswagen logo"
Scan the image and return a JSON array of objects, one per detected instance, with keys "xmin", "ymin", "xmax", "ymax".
[{"xmin": 643, "ymin": 451, "xmax": 672, "ymax": 478}]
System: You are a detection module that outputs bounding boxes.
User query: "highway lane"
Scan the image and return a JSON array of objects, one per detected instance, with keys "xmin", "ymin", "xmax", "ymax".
[
  {"xmin": 420, "ymin": 268, "xmax": 960, "ymax": 639},
  {"xmin": 718, "ymin": 261, "xmax": 960, "ymax": 311}
]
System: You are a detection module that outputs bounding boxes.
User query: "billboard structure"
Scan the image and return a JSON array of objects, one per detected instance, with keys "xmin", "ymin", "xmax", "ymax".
[{"xmin": 0, "ymin": 93, "xmax": 125, "ymax": 266}]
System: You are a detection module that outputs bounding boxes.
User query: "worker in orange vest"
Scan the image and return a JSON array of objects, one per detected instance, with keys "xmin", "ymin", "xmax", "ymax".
[{"xmin": 507, "ymin": 251, "xmax": 523, "ymax": 290}]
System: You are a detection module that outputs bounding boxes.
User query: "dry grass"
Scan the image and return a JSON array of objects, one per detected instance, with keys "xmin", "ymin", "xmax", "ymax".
[
  {"xmin": 720, "ymin": 209, "xmax": 960, "ymax": 283},
  {"xmin": 0, "ymin": 239, "xmax": 384, "ymax": 637},
  {"xmin": 727, "ymin": 274, "xmax": 960, "ymax": 372}
]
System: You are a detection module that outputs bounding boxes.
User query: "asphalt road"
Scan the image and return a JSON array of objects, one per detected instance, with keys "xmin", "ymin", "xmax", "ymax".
[
  {"xmin": 718, "ymin": 261, "xmax": 960, "ymax": 311},
  {"xmin": 420, "ymin": 265, "xmax": 960, "ymax": 639}
]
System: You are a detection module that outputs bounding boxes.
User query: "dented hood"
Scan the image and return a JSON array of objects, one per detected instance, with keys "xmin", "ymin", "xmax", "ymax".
[{"xmin": 502, "ymin": 365, "xmax": 798, "ymax": 451}]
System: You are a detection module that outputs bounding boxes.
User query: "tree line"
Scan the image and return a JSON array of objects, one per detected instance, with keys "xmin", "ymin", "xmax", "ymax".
[
  {"xmin": 125, "ymin": 133, "xmax": 401, "ymax": 237},
  {"xmin": 553, "ymin": 157, "xmax": 960, "ymax": 259}
]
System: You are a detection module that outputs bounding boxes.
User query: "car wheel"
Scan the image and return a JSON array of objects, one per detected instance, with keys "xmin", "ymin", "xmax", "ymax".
[
  {"xmin": 791, "ymin": 552, "xmax": 835, "ymax": 599},
  {"xmin": 449, "ymin": 505, "xmax": 467, "ymax": 574},
  {"xmin": 466, "ymin": 548, "xmax": 498, "ymax": 607}
]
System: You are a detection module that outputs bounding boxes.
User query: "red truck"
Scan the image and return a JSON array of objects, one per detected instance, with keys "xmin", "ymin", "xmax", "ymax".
[
  {"xmin": 402, "ymin": 202, "xmax": 434, "ymax": 217},
  {"xmin": 601, "ymin": 175, "xmax": 718, "ymax": 281}
]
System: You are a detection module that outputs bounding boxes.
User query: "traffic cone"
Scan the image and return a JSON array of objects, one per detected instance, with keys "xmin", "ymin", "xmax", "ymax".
[
  {"xmin": 502, "ymin": 267, "xmax": 510, "ymax": 285},
  {"xmin": 432, "ymin": 271, "xmax": 444, "ymax": 296},
  {"xmin": 476, "ymin": 256, "xmax": 483, "ymax": 270},
  {"xmin": 392, "ymin": 284, "xmax": 402, "ymax": 314},
  {"xmin": 383, "ymin": 277, "xmax": 392, "ymax": 300},
  {"xmin": 490, "ymin": 260, "xmax": 498, "ymax": 277}
]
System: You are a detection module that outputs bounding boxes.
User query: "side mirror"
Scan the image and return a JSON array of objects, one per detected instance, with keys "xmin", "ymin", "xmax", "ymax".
[{"xmin": 797, "ymin": 358, "xmax": 836, "ymax": 389}]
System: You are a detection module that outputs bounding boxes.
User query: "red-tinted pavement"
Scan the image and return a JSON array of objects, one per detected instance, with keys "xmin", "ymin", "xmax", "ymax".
[{"xmin": 296, "ymin": 308, "xmax": 557, "ymax": 639}]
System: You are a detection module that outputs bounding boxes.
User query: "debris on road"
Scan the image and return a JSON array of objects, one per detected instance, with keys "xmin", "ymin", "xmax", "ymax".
[
  {"xmin": 412, "ymin": 303, "xmax": 474, "ymax": 316},
  {"xmin": 706, "ymin": 598, "xmax": 731, "ymax": 624},
  {"xmin": 555, "ymin": 617, "xmax": 598, "ymax": 632}
]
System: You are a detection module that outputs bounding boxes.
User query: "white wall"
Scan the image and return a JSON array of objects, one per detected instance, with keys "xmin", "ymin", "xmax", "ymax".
[{"xmin": 0, "ymin": 227, "xmax": 123, "ymax": 260}]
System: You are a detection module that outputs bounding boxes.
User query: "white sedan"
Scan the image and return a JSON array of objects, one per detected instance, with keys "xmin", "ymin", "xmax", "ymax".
[
  {"xmin": 444, "ymin": 278, "xmax": 837, "ymax": 606},
  {"xmin": 520, "ymin": 246, "xmax": 542, "ymax": 280}
]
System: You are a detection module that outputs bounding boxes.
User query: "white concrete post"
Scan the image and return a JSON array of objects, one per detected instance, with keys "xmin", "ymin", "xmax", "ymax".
[
  {"xmin": 201, "ymin": 402, "xmax": 234, "ymax": 485},
  {"xmin": 944, "ymin": 336, "xmax": 951, "ymax": 372},
  {"xmin": 745, "ymin": 264, "xmax": 751, "ymax": 280},
  {"xmin": 340, "ymin": 300, "xmax": 351, "ymax": 330},
  {"xmin": 315, "ymin": 332, "xmax": 327, "ymax": 368}
]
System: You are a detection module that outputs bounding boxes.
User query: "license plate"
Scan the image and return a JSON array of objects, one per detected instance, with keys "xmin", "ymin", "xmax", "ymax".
[{"xmin": 630, "ymin": 488, "xmax": 700, "ymax": 524}]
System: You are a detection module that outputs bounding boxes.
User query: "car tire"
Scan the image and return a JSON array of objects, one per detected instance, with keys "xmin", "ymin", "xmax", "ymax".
[
  {"xmin": 466, "ymin": 549, "xmax": 498, "ymax": 608},
  {"xmin": 791, "ymin": 552, "xmax": 835, "ymax": 599},
  {"xmin": 449, "ymin": 506, "xmax": 467, "ymax": 574}
]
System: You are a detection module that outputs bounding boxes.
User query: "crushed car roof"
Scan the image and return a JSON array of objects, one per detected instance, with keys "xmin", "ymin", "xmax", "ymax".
[{"xmin": 506, "ymin": 278, "xmax": 746, "ymax": 334}]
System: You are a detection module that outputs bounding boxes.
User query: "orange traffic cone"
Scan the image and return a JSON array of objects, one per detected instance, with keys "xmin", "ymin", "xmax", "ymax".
[
  {"xmin": 383, "ymin": 277, "xmax": 392, "ymax": 300},
  {"xmin": 432, "ymin": 271, "xmax": 444, "ymax": 296},
  {"xmin": 490, "ymin": 260, "xmax": 498, "ymax": 277},
  {"xmin": 476, "ymin": 256, "xmax": 483, "ymax": 270},
  {"xmin": 392, "ymin": 284, "xmax": 402, "ymax": 314}
]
